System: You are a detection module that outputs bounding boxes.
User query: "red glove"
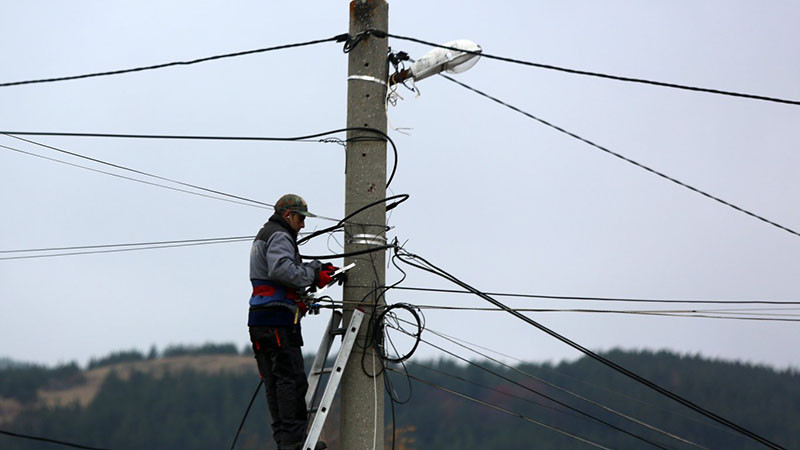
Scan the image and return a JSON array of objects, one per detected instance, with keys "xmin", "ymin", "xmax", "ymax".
[
  {"xmin": 316, "ymin": 268, "xmax": 334, "ymax": 288},
  {"xmin": 322, "ymin": 263, "xmax": 339, "ymax": 272}
]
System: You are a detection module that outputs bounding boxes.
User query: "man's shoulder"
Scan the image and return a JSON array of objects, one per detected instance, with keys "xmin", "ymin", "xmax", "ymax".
[
  {"xmin": 255, "ymin": 220, "xmax": 290, "ymax": 242},
  {"xmin": 264, "ymin": 229, "xmax": 297, "ymax": 255}
]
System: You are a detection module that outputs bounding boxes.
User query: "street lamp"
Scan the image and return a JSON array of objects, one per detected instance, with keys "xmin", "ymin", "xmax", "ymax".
[{"xmin": 390, "ymin": 39, "xmax": 482, "ymax": 85}]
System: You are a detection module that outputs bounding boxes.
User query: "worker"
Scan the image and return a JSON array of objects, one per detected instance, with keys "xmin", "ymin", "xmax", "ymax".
[{"xmin": 248, "ymin": 194, "xmax": 336, "ymax": 450}]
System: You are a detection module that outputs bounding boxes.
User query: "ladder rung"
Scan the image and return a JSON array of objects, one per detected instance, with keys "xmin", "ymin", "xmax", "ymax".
[
  {"xmin": 313, "ymin": 367, "xmax": 333, "ymax": 375},
  {"xmin": 307, "ymin": 405, "xmax": 329, "ymax": 415},
  {"xmin": 330, "ymin": 327, "xmax": 346, "ymax": 336}
]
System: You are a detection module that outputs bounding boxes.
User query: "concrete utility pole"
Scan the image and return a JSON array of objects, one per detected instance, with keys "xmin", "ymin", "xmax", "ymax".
[{"xmin": 341, "ymin": 0, "xmax": 388, "ymax": 449}]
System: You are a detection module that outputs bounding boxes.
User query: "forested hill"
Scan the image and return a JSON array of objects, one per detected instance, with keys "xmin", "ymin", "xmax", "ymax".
[{"xmin": 0, "ymin": 347, "xmax": 798, "ymax": 449}]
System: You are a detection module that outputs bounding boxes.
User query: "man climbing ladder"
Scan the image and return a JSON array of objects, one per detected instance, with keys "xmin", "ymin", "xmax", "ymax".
[{"xmin": 247, "ymin": 194, "xmax": 337, "ymax": 450}]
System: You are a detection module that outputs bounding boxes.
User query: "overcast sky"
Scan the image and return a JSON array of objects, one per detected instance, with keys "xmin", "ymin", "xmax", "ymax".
[{"xmin": 1, "ymin": 1, "xmax": 799, "ymax": 370}]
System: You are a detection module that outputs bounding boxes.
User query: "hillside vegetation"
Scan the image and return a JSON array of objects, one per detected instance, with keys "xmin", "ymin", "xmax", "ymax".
[{"xmin": 0, "ymin": 347, "xmax": 797, "ymax": 449}]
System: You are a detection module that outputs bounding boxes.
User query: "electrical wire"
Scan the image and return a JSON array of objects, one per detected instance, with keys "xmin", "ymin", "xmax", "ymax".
[
  {"xmin": 0, "ymin": 428, "xmax": 111, "ymax": 450},
  {"xmin": 358, "ymin": 253, "xmax": 418, "ymax": 379},
  {"xmin": 384, "ymin": 285, "xmax": 800, "ymax": 305},
  {"xmin": 0, "ymin": 239, "xmax": 397, "ymax": 262},
  {"xmin": 0, "ymin": 237, "xmax": 252, "ymax": 261},
  {"xmin": 632, "ymin": 312, "xmax": 800, "ymax": 323},
  {"xmin": 375, "ymin": 303, "xmax": 423, "ymax": 363},
  {"xmin": 3, "ymin": 126, "xmax": 399, "ymax": 206},
  {"xmin": 438, "ymin": 74, "xmax": 800, "ymax": 240},
  {"xmin": 298, "ymin": 194, "xmax": 408, "ymax": 246},
  {"xmin": 345, "ymin": 227, "xmax": 416, "ymax": 450},
  {"xmin": 443, "ymin": 74, "xmax": 800, "ymax": 240},
  {"xmin": 407, "ymin": 361, "xmax": 594, "ymax": 423},
  {"xmin": 415, "ymin": 322, "xmax": 709, "ymax": 450},
  {"xmin": 229, "ymin": 379, "xmax": 264, "ymax": 450},
  {"xmin": 409, "ymin": 304, "xmax": 800, "ymax": 315},
  {"xmin": 387, "ymin": 368, "xmax": 614, "ymax": 450},
  {"xmin": 407, "ymin": 360, "xmax": 712, "ymax": 450},
  {"xmin": 0, "ymin": 236, "xmax": 255, "ymax": 254},
  {"xmin": 0, "ymin": 201, "xmax": 406, "ymax": 263},
  {"xmin": 417, "ymin": 326, "xmax": 748, "ymax": 442},
  {"xmin": 303, "ymin": 195, "xmax": 410, "ymax": 449},
  {"xmin": 0, "ymin": 34, "xmax": 350, "ymax": 87},
  {"xmin": 305, "ymin": 196, "xmax": 407, "ymax": 396},
  {"xmin": 406, "ymin": 322, "xmax": 750, "ymax": 443},
  {"xmin": 406, "ymin": 304, "xmax": 800, "ymax": 322},
  {"xmin": 374, "ymin": 30, "xmax": 800, "ymax": 106},
  {"xmin": 0, "ymin": 143, "xmax": 268, "ymax": 210},
  {"xmin": 388, "ymin": 325, "xmax": 671, "ymax": 450},
  {"xmin": 300, "ymin": 243, "xmax": 396, "ymax": 261},
  {"xmin": 3, "ymin": 132, "xmax": 277, "ymax": 210},
  {"xmin": 394, "ymin": 247, "xmax": 786, "ymax": 450},
  {"xmin": 380, "ymin": 262, "xmax": 418, "ymax": 450},
  {"xmin": 372, "ymin": 349, "xmax": 379, "ymax": 450},
  {"xmin": 387, "ymin": 378, "xmax": 398, "ymax": 450},
  {"xmin": 320, "ymin": 298, "xmax": 800, "ymax": 323}
]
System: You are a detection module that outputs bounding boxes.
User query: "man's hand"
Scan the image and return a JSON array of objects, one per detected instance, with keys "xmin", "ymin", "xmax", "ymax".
[
  {"xmin": 316, "ymin": 266, "xmax": 336, "ymax": 288},
  {"xmin": 322, "ymin": 262, "xmax": 348, "ymax": 285}
]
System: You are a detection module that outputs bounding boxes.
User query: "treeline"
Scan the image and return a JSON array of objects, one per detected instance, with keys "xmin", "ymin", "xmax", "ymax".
[
  {"xmin": 0, "ymin": 362, "xmax": 83, "ymax": 403},
  {"xmin": 389, "ymin": 350, "xmax": 800, "ymax": 449},
  {"xmin": 0, "ymin": 343, "xmax": 246, "ymax": 404},
  {"xmin": 87, "ymin": 342, "xmax": 245, "ymax": 369},
  {"xmin": 1, "ymin": 349, "xmax": 798, "ymax": 449}
]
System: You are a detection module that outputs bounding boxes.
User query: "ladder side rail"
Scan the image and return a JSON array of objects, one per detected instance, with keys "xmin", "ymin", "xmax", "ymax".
[
  {"xmin": 303, "ymin": 309, "xmax": 365, "ymax": 450},
  {"xmin": 306, "ymin": 310, "xmax": 343, "ymax": 409}
]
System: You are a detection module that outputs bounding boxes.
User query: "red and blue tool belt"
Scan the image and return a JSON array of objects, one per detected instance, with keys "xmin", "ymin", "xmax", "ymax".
[{"xmin": 248, "ymin": 279, "xmax": 301, "ymax": 327}]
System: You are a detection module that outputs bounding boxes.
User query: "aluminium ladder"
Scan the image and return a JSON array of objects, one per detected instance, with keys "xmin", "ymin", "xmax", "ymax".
[{"xmin": 303, "ymin": 308, "xmax": 365, "ymax": 450}]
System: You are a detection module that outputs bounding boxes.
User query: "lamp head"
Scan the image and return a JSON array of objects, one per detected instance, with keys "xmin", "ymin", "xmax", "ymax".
[{"xmin": 410, "ymin": 39, "xmax": 482, "ymax": 81}]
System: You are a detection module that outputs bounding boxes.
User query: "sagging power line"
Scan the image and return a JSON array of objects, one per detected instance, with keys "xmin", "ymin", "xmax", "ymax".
[
  {"xmin": 389, "ymin": 327, "xmax": 674, "ymax": 449},
  {"xmin": 0, "ymin": 195, "xmax": 409, "ymax": 261},
  {"xmin": 0, "ymin": 142, "xmax": 270, "ymax": 211},
  {"xmin": 394, "ymin": 247, "xmax": 786, "ymax": 449},
  {"xmin": 410, "ymin": 323, "xmax": 711, "ymax": 449},
  {"xmin": 377, "ymin": 30, "xmax": 800, "ymax": 106},
  {"xmin": 437, "ymin": 74, "xmax": 800, "ymax": 240},
  {"xmin": 0, "ymin": 34, "xmax": 351, "ymax": 88},
  {"xmin": 396, "ymin": 321, "xmax": 752, "ymax": 443},
  {"xmin": 325, "ymin": 297, "xmax": 800, "ymax": 323},
  {"xmin": 0, "ymin": 428, "xmax": 111, "ymax": 450},
  {"xmin": 0, "ymin": 236, "xmax": 253, "ymax": 261},
  {"xmin": 1, "ymin": 126, "xmax": 398, "ymax": 189},
  {"xmin": 362, "ymin": 285, "xmax": 800, "ymax": 306},
  {"xmin": 389, "ymin": 368, "xmax": 614, "ymax": 450},
  {"xmin": 400, "ymin": 303, "xmax": 800, "ymax": 323}
]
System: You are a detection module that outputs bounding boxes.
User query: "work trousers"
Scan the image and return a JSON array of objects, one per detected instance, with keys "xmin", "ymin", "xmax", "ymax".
[{"xmin": 250, "ymin": 326, "xmax": 308, "ymax": 449}]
